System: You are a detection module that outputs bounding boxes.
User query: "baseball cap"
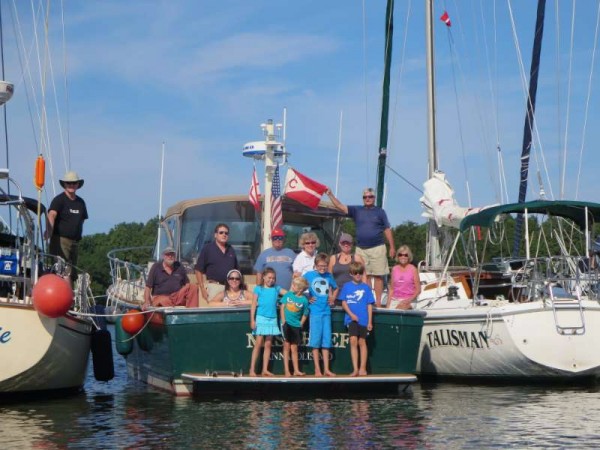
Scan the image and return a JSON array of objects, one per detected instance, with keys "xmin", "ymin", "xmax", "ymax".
[
  {"xmin": 339, "ymin": 232, "xmax": 353, "ymax": 244},
  {"xmin": 271, "ymin": 228, "xmax": 285, "ymax": 238}
]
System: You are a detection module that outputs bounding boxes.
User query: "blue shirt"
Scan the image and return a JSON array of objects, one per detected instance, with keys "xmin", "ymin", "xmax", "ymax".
[
  {"xmin": 280, "ymin": 292, "xmax": 309, "ymax": 327},
  {"xmin": 340, "ymin": 281, "xmax": 375, "ymax": 326},
  {"xmin": 347, "ymin": 205, "xmax": 391, "ymax": 248},
  {"xmin": 304, "ymin": 270, "xmax": 337, "ymax": 316},
  {"xmin": 254, "ymin": 285, "xmax": 282, "ymax": 318},
  {"xmin": 253, "ymin": 247, "xmax": 296, "ymax": 290}
]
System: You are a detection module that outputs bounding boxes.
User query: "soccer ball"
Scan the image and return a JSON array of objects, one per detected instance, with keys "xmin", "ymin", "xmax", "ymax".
[{"xmin": 311, "ymin": 278, "xmax": 330, "ymax": 296}]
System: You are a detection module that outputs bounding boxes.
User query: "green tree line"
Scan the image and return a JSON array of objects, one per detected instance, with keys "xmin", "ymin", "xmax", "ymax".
[{"xmin": 78, "ymin": 215, "xmax": 595, "ymax": 299}]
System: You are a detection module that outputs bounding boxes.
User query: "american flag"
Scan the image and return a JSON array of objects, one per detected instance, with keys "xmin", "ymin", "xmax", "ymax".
[{"xmin": 271, "ymin": 164, "xmax": 283, "ymax": 230}]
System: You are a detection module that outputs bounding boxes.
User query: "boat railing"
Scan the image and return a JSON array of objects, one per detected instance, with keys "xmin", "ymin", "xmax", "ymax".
[
  {"xmin": 0, "ymin": 250, "xmax": 95, "ymax": 313},
  {"xmin": 509, "ymin": 255, "xmax": 600, "ymax": 303},
  {"xmin": 106, "ymin": 246, "xmax": 154, "ymax": 307}
]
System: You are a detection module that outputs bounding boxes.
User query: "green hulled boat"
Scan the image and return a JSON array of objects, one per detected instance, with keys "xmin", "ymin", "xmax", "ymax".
[{"xmin": 107, "ymin": 120, "xmax": 424, "ymax": 397}]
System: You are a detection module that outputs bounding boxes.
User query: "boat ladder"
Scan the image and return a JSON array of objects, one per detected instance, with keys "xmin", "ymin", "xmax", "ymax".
[{"xmin": 547, "ymin": 283, "xmax": 586, "ymax": 335}]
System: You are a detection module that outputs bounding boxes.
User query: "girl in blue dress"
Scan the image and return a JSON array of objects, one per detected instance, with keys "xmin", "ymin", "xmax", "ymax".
[{"xmin": 250, "ymin": 267, "xmax": 286, "ymax": 376}]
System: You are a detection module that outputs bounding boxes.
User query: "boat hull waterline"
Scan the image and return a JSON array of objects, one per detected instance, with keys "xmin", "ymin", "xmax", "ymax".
[
  {"xmin": 417, "ymin": 300, "xmax": 600, "ymax": 380},
  {"xmin": 0, "ymin": 305, "xmax": 92, "ymax": 393},
  {"xmin": 123, "ymin": 307, "xmax": 425, "ymax": 396}
]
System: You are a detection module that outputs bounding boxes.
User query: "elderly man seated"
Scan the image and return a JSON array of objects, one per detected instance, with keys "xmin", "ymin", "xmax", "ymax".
[{"xmin": 143, "ymin": 247, "xmax": 199, "ymax": 309}]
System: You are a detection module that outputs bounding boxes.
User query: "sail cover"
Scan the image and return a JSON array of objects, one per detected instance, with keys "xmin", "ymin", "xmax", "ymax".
[{"xmin": 420, "ymin": 171, "xmax": 496, "ymax": 229}]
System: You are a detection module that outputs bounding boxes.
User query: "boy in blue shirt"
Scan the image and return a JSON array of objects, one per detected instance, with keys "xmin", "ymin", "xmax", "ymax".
[
  {"xmin": 304, "ymin": 252, "xmax": 338, "ymax": 377},
  {"xmin": 339, "ymin": 261, "xmax": 374, "ymax": 376},
  {"xmin": 280, "ymin": 276, "xmax": 310, "ymax": 376}
]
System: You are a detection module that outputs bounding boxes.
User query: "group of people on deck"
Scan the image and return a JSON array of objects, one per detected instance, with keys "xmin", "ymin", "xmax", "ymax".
[{"xmin": 142, "ymin": 187, "xmax": 421, "ymax": 377}]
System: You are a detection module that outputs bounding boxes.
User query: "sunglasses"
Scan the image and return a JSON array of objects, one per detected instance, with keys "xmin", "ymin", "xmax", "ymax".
[
  {"xmin": 65, "ymin": 182, "xmax": 79, "ymax": 186},
  {"xmin": 340, "ymin": 241, "xmax": 352, "ymax": 245},
  {"xmin": 217, "ymin": 230, "xmax": 229, "ymax": 235},
  {"xmin": 363, "ymin": 195, "xmax": 375, "ymax": 199},
  {"xmin": 272, "ymin": 236, "xmax": 284, "ymax": 241},
  {"xmin": 304, "ymin": 241, "xmax": 317, "ymax": 245},
  {"xmin": 397, "ymin": 253, "xmax": 409, "ymax": 257},
  {"xmin": 228, "ymin": 277, "xmax": 241, "ymax": 281}
]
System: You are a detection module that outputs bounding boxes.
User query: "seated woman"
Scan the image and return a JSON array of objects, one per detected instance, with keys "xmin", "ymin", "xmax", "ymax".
[
  {"xmin": 208, "ymin": 269, "xmax": 252, "ymax": 307},
  {"xmin": 388, "ymin": 245, "xmax": 421, "ymax": 310}
]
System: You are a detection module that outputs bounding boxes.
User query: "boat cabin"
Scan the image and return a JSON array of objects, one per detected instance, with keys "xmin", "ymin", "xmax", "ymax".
[{"xmin": 157, "ymin": 195, "xmax": 347, "ymax": 276}]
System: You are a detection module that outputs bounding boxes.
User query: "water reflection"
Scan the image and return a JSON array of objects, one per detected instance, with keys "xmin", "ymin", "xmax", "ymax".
[{"xmin": 3, "ymin": 352, "xmax": 600, "ymax": 448}]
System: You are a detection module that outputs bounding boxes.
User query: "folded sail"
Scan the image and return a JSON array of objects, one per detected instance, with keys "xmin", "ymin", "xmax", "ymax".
[{"xmin": 420, "ymin": 171, "xmax": 496, "ymax": 229}]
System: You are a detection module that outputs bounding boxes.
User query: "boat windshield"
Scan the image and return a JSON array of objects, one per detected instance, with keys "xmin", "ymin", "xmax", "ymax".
[{"xmin": 165, "ymin": 199, "xmax": 341, "ymax": 274}]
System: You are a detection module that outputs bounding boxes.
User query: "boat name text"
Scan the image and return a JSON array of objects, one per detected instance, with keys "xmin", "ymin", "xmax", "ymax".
[
  {"xmin": 246, "ymin": 331, "xmax": 349, "ymax": 349},
  {"xmin": 426, "ymin": 329, "xmax": 489, "ymax": 349},
  {"xmin": 0, "ymin": 326, "xmax": 11, "ymax": 343}
]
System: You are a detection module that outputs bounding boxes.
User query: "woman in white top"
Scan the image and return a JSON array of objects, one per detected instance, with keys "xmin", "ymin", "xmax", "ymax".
[
  {"xmin": 292, "ymin": 232, "xmax": 320, "ymax": 277},
  {"xmin": 208, "ymin": 269, "xmax": 252, "ymax": 307}
]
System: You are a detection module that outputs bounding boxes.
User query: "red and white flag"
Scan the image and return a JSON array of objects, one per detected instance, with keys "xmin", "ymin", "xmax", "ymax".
[
  {"xmin": 283, "ymin": 167, "xmax": 327, "ymax": 209},
  {"xmin": 440, "ymin": 11, "xmax": 452, "ymax": 27},
  {"xmin": 249, "ymin": 167, "xmax": 261, "ymax": 211}
]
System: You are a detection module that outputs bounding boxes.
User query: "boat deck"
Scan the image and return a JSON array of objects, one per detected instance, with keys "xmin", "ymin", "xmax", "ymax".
[{"xmin": 182, "ymin": 373, "xmax": 417, "ymax": 398}]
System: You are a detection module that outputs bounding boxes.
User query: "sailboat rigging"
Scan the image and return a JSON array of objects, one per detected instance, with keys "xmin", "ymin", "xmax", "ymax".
[{"xmin": 512, "ymin": 0, "xmax": 547, "ymax": 257}]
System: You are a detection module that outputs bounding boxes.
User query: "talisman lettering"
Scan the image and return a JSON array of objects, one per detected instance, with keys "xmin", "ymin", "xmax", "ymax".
[{"xmin": 426, "ymin": 329, "xmax": 490, "ymax": 349}]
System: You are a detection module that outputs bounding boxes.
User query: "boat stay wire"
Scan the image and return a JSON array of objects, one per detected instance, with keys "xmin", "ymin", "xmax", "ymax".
[
  {"xmin": 384, "ymin": 162, "xmax": 422, "ymax": 194},
  {"xmin": 575, "ymin": 0, "xmax": 600, "ymax": 200}
]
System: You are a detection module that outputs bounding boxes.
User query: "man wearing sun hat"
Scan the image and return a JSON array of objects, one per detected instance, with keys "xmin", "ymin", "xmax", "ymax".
[
  {"xmin": 46, "ymin": 171, "xmax": 88, "ymax": 280},
  {"xmin": 253, "ymin": 228, "xmax": 296, "ymax": 290}
]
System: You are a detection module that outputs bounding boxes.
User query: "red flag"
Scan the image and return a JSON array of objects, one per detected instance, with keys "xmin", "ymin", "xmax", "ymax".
[
  {"xmin": 249, "ymin": 167, "xmax": 260, "ymax": 211},
  {"xmin": 283, "ymin": 167, "xmax": 327, "ymax": 209},
  {"xmin": 440, "ymin": 11, "xmax": 451, "ymax": 27},
  {"xmin": 271, "ymin": 165, "xmax": 283, "ymax": 230}
]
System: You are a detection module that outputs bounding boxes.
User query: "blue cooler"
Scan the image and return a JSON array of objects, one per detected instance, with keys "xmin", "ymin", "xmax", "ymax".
[{"xmin": 0, "ymin": 248, "xmax": 19, "ymax": 275}]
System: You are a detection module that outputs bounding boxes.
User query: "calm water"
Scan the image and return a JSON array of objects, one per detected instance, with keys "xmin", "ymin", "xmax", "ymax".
[{"xmin": 3, "ymin": 335, "xmax": 600, "ymax": 449}]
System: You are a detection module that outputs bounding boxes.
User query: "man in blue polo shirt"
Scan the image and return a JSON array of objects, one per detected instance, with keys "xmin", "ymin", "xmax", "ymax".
[
  {"xmin": 194, "ymin": 223, "xmax": 239, "ymax": 302},
  {"xmin": 326, "ymin": 187, "xmax": 395, "ymax": 307}
]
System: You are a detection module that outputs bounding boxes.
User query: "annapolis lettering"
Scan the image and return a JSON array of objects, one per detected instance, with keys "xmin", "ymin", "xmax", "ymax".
[
  {"xmin": 0, "ymin": 326, "xmax": 11, "ymax": 344},
  {"xmin": 426, "ymin": 329, "xmax": 490, "ymax": 349},
  {"xmin": 245, "ymin": 331, "xmax": 349, "ymax": 360}
]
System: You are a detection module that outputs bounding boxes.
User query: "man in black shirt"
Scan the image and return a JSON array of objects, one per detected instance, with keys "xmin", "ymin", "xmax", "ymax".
[
  {"xmin": 194, "ymin": 223, "xmax": 239, "ymax": 302},
  {"xmin": 46, "ymin": 171, "xmax": 88, "ymax": 281}
]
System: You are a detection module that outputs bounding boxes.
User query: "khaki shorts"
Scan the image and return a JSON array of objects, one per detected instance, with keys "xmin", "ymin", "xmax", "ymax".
[{"xmin": 356, "ymin": 244, "xmax": 389, "ymax": 276}]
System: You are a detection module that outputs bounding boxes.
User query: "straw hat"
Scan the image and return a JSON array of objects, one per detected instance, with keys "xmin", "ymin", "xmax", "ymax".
[{"xmin": 59, "ymin": 171, "xmax": 84, "ymax": 189}]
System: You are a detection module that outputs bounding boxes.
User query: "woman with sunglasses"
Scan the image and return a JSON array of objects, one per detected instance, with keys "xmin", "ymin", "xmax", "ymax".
[
  {"xmin": 328, "ymin": 233, "xmax": 366, "ymax": 302},
  {"xmin": 388, "ymin": 245, "xmax": 421, "ymax": 310},
  {"xmin": 209, "ymin": 269, "xmax": 252, "ymax": 307},
  {"xmin": 292, "ymin": 232, "xmax": 320, "ymax": 277}
]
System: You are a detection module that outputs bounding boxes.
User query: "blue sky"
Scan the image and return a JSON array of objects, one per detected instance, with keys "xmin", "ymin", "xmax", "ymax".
[{"xmin": 2, "ymin": 1, "xmax": 600, "ymax": 235}]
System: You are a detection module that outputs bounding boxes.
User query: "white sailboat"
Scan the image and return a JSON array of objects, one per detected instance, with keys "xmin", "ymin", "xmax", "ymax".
[{"xmin": 411, "ymin": 0, "xmax": 600, "ymax": 381}]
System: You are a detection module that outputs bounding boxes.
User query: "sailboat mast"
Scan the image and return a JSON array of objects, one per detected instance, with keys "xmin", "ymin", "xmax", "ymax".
[
  {"xmin": 376, "ymin": 0, "xmax": 394, "ymax": 207},
  {"xmin": 425, "ymin": 0, "xmax": 441, "ymax": 266},
  {"xmin": 512, "ymin": 0, "xmax": 547, "ymax": 257},
  {"xmin": 261, "ymin": 120, "xmax": 276, "ymax": 251}
]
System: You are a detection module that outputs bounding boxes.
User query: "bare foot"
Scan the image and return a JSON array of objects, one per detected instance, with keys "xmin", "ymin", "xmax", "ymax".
[
  {"xmin": 324, "ymin": 371, "xmax": 336, "ymax": 377},
  {"xmin": 349, "ymin": 371, "xmax": 359, "ymax": 377},
  {"xmin": 249, "ymin": 372, "xmax": 258, "ymax": 377},
  {"xmin": 262, "ymin": 371, "xmax": 274, "ymax": 377},
  {"xmin": 358, "ymin": 370, "xmax": 368, "ymax": 376},
  {"xmin": 314, "ymin": 372, "xmax": 323, "ymax": 377},
  {"xmin": 284, "ymin": 372, "xmax": 292, "ymax": 377},
  {"xmin": 294, "ymin": 371, "xmax": 305, "ymax": 376}
]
